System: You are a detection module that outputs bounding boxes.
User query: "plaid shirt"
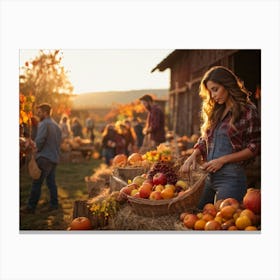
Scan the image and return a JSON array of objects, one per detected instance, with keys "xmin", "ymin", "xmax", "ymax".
[
  {"xmin": 194, "ymin": 103, "xmax": 261, "ymax": 164},
  {"xmin": 147, "ymin": 104, "xmax": 166, "ymax": 143}
]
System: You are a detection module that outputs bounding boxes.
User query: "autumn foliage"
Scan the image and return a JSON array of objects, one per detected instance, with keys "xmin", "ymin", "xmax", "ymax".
[{"xmin": 19, "ymin": 50, "xmax": 74, "ymax": 119}]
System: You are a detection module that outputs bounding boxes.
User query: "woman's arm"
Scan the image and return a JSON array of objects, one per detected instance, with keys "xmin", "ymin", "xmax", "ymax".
[{"xmin": 202, "ymin": 148, "xmax": 254, "ymax": 173}]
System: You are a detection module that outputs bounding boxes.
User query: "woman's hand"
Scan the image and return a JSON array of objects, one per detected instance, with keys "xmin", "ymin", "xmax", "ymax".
[
  {"xmin": 180, "ymin": 154, "xmax": 197, "ymax": 175},
  {"xmin": 202, "ymin": 158, "xmax": 225, "ymax": 173}
]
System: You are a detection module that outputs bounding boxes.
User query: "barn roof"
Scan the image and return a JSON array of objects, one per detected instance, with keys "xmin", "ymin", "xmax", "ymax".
[{"xmin": 151, "ymin": 50, "xmax": 186, "ymax": 72}]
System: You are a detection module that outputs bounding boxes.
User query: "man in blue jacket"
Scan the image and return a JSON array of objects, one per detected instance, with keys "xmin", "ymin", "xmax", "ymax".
[{"xmin": 24, "ymin": 103, "xmax": 62, "ymax": 213}]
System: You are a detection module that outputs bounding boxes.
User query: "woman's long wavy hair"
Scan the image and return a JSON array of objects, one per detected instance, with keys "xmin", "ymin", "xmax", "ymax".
[{"xmin": 199, "ymin": 66, "xmax": 252, "ymax": 136}]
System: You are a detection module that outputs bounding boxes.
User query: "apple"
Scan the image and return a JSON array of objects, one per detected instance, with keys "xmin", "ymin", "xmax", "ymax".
[
  {"xmin": 239, "ymin": 209, "xmax": 257, "ymax": 225},
  {"xmin": 183, "ymin": 214, "xmax": 199, "ymax": 229},
  {"xmin": 130, "ymin": 189, "xmax": 139, "ymax": 197},
  {"xmin": 219, "ymin": 198, "xmax": 240, "ymax": 210},
  {"xmin": 120, "ymin": 183, "xmax": 137, "ymax": 196},
  {"xmin": 152, "ymin": 172, "xmax": 167, "ymax": 186},
  {"xmin": 243, "ymin": 188, "xmax": 261, "ymax": 214},
  {"xmin": 164, "ymin": 184, "xmax": 176, "ymax": 192},
  {"xmin": 143, "ymin": 179, "xmax": 154, "ymax": 186},
  {"xmin": 175, "ymin": 180, "xmax": 188, "ymax": 190},
  {"xmin": 154, "ymin": 184, "xmax": 164, "ymax": 192},
  {"xmin": 180, "ymin": 212, "xmax": 190, "ymax": 221},
  {"xmin": 235, "ymin": 215, "xmax": 252, "ymax": 230},
  {"xmin": 139, "ymin": 182, "xmax": 153, "ymax": 198},
  {"xmin": 204, "ymin": 220, "xmax": 222, "ymax": 230},
  {"xmin": 202, "ymin": 213, "xmax": 214, "ymax": 222},
  {"xmin": 203, "ymin": 203, "xmax": 217, "ymax": 217},
  {"xmin": 133, "ymin": 192, "xmax": 140, "ymax": 198},
  {"xmin": 149, "ymin": 191, "xmax": 162, "ymax": 200},
  {"xmin": 160, "ymin": 187, "xmax": 174, "ymax": 199},
  {"xmin": 194, "ymin": 219, "xmax": 207, "ymax": 230},
  {"xmin": 220, "ymin": 205, "xmax": 236, "ymax": 220},
  {"xmin": 132, "ymin": 176, "xmax": 146, "ymax": 187}
]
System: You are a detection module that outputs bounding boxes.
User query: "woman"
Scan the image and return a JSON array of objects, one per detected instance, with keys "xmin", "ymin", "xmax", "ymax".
[
  {"xmin": 59, "ymin": 116, "xmax": 71, "ymax": 141},
  {"xmin": 101, "ymin": 124, "xmax": 126, "ymax": 165},
  {"xmin": 180, "ymin": 66, "xmax": 261, "ymax": 209}
]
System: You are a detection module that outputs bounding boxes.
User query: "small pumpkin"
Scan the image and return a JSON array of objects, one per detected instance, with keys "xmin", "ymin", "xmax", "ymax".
[{"xmin": 70, "ymin": 217, "xmax": 92, "ymax": 230}]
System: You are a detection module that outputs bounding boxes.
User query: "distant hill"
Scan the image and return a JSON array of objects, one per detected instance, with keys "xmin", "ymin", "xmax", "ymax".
[{"xmin": 72, "ymin": 89, "xmax": 168, "ymax": 110}]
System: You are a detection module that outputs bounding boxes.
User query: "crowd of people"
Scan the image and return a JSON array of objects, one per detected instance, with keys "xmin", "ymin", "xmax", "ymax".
[
  {"xmin": 59, "ymin": 115, "xmax": 95, "ymax": 142},
  {"xmin": 100, "ymin": 94, "xmax": 167, "ymax": 165},
  {"xmin": 101, "ymin": 118, "xmax": 143, "ymax": 165}
]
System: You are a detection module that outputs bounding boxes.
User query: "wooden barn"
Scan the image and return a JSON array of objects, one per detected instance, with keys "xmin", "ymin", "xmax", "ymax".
[
  {"xmin": 152, "ymin": 49, "xmax": 261, "ymax": 137},
  {"xmin": 152, "ymin": 49, "xmax": 261, "ymax": 188}
]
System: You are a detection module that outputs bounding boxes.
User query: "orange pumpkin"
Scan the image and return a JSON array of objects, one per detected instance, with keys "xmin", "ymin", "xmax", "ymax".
[
  {"xmin": 127, "ymin": 153, "xmax": 143, "ymax": 166},
  {"xmin": 70, "ymin": 217, "xmax": 92, "ymax": 230},
  {"xmin": 112, "ymin": 154, "xmax": 127, "ymax": 167}
]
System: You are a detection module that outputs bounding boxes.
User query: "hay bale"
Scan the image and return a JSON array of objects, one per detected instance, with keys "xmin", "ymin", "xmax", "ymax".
[
  {"xmin": 85, "ymin": 177, "xmax": 107, "ymax": 198},
  {"xmin": 108, "ymin": 204, "xmax": 180, "ymax": 231}
]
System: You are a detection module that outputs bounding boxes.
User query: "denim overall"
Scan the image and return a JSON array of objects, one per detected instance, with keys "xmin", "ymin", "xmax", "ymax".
[{"xmin": 197, "ymin": 121, "xmax": 247, "ymax": 209}]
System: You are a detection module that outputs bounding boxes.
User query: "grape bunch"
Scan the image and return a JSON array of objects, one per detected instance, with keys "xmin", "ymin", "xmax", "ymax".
[{"xmin": 147, "ymin": 161, "xmax": 178, "ymax": 185}]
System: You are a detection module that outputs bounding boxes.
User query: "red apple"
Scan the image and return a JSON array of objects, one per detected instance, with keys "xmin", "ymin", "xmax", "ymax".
[
  {"xmin": 243, "ymin": 188, "xmax": 261, "ymax": 214},
  {"xmin": 183, "ymin": 214, "xmax": 199, "ymax": 229},
  {"xmin": 143, "ymin": 179, "xmax": 154, "ymax": 186},
  {"xmin": 139, "ymin": 182, "xmax": 153, "ymax": 198},
  {"xmin": 149, "ymin": 191, "xmax": 162, "ymax": 200},
  {"xmin": 203, "ymin": 203, "xmax": 217, "ymax": 217},
  {"xmin": 219, "ymin": 198, "xmax": 240, "ymax": 210},
  {"xmin": 152, "ymin": 172, "xmax": 167, "ymax": 186},
  {"xmin": 133, "ymin": 192, "xmax": 140, "ymax": 198}
]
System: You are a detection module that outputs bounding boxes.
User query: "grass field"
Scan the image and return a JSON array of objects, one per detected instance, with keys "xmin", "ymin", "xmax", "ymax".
[{"xmin": 20, "ymin": 158, "xmax": 103, "ymax": 230}]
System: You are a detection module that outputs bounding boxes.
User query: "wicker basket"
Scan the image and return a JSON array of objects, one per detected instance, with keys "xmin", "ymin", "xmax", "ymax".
[
  {"xmin": 127, "ymin": 168, "xmax": 208, "ymax": 217},
  {"xmin": 113, "ymin": 167, "xmax": 147, "ymax": 182},
  {"xmin": 109, "ymin": 175, "xmax": 127, "ymax": 191}
]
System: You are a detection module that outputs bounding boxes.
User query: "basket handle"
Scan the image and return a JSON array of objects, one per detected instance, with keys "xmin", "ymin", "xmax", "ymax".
[{"xmin": 167, "ymin": 171, "xmax": 208, "ymax": 209}]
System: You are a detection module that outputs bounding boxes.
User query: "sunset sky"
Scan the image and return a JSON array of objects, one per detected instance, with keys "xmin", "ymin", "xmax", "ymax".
[{"xmin": 19, "ymin": 49, "xmax": 172, "ymax": 94}]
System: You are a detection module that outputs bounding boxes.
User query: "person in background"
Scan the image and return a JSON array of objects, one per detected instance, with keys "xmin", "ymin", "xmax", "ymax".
[
  {"xmin": 71, "ymin": 117, "xmax": 83, "ymax": 138},
  {"xmin": 85, "ymin": 115, "xmax": 95, "ymax": 144},
  {"xmin": 22, "ymin": 103, "xmax": 62, "ymax": 213},
  {"xmin": 121, "ymin": 119, "xmax": 136, "ymax": 155},
  {"xmin": 139, "ymin": 94, "xmax": 166, "ymax": 149},
  {"xmin": 180, "ymin": 66, "xmax": 261, "ymax": 210},
  {"xmin": 132, "ymin": 117, "xmax": 144, "ymax": 151},
  {"xmin": 59, "ymin": 115, "xmax": 71, "ymax": 141},
  {"xmin": 101, "ymin": 124, "xmax": 126, "ymax": 165}
]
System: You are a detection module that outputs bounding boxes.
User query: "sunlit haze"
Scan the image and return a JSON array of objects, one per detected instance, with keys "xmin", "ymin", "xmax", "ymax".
[{"xmin": 19, "ymin": 49, "xmax": 172, "ymax": 94}]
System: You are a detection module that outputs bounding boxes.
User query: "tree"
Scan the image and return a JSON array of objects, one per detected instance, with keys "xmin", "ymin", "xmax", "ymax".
[
  {"xmin": 19, "ymin": 50, "xmax": 74, "ymax": 120},
  {"xmin": 104, "ymin": 100, "xmax": 147, "ymax": 122}
]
